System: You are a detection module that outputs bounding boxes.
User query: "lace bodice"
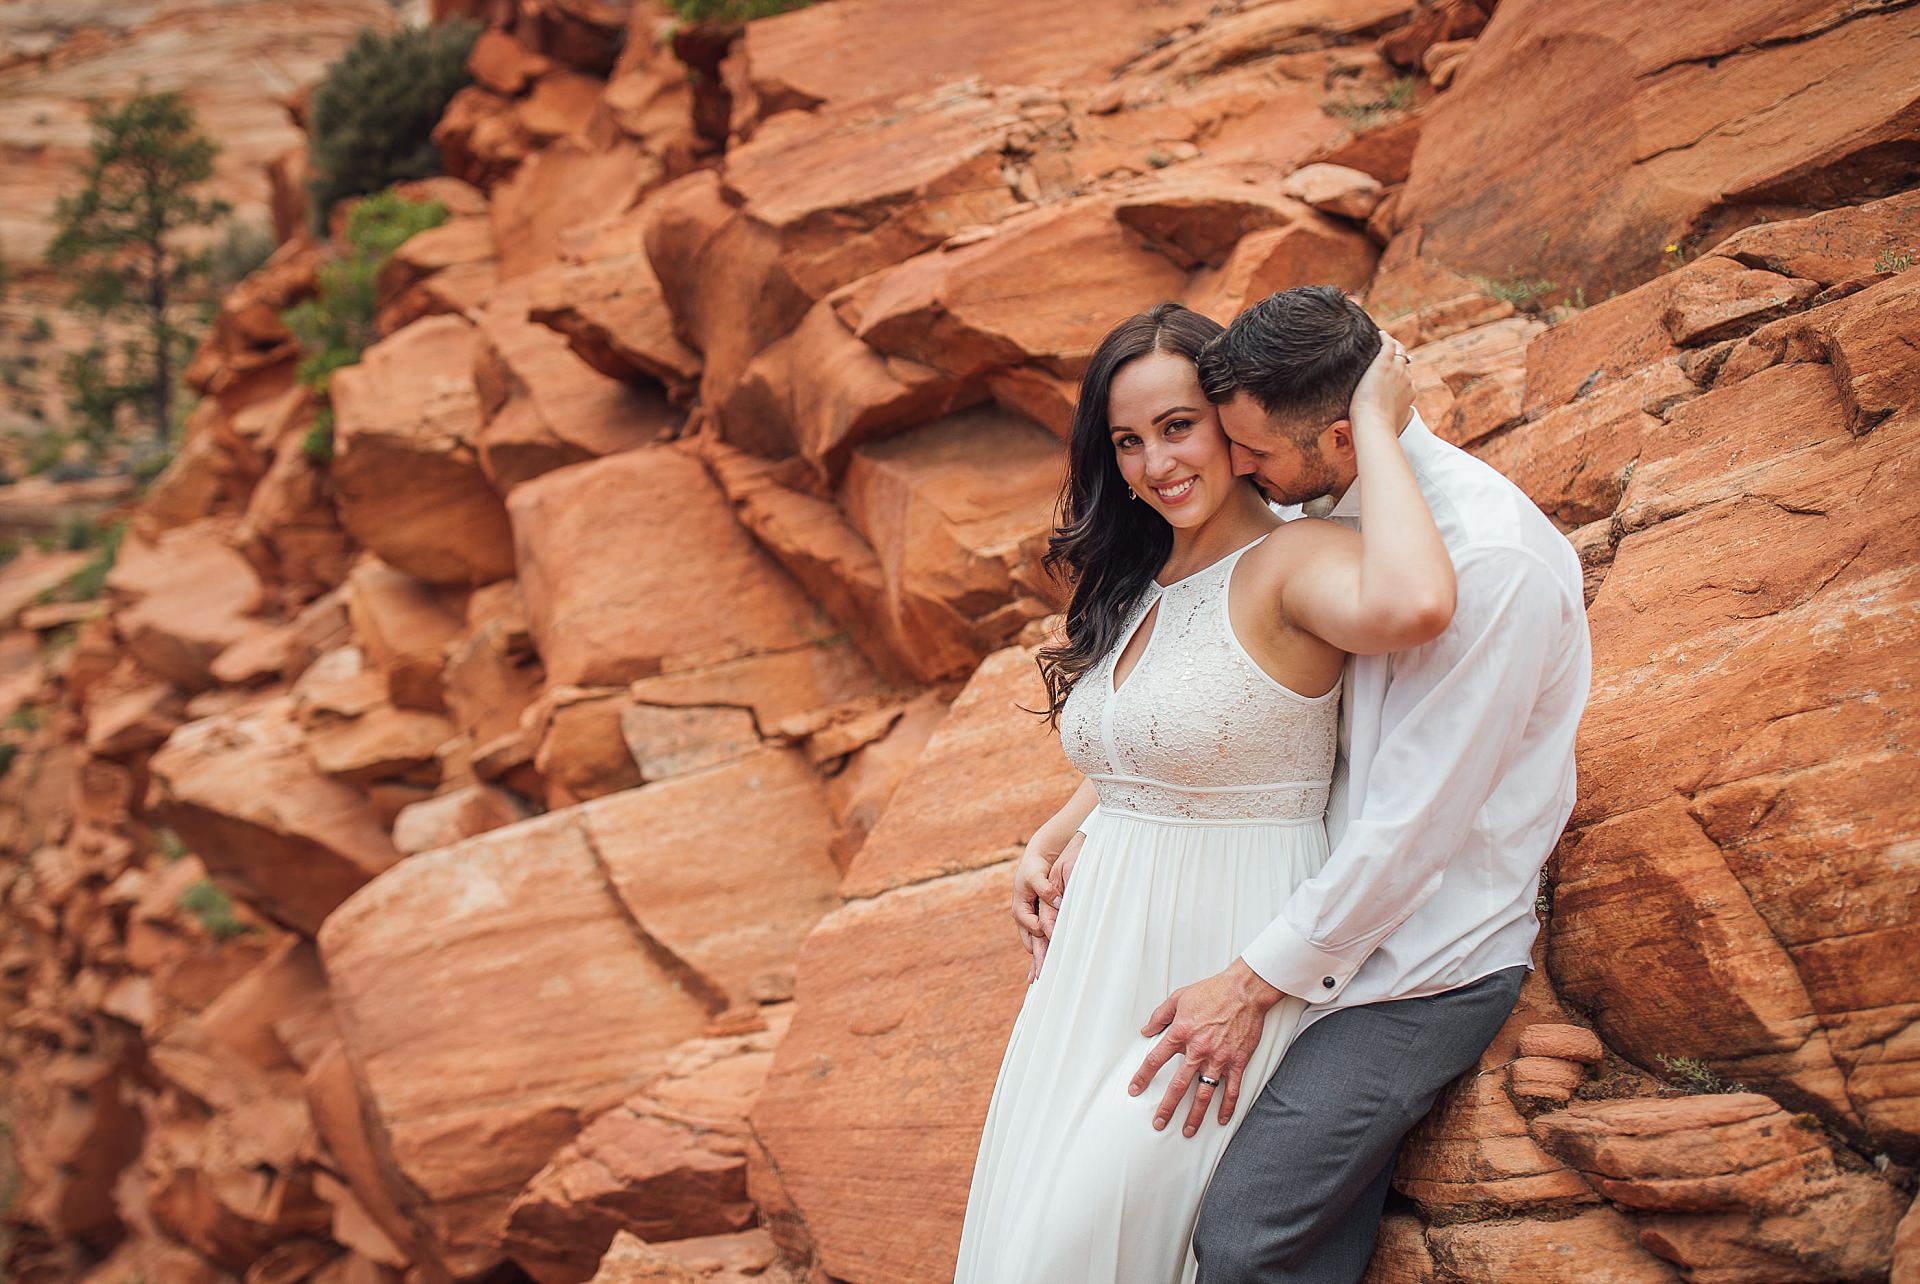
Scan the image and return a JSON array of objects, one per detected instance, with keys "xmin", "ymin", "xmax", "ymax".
[{"xmin": 1059, "ymin": 533, "xmax": 1339, "ymax": 822}]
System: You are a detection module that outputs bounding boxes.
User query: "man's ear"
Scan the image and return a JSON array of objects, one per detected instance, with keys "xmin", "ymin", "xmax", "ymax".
[{"xmin": 1322, "ymin": 418, "xmax": 1356, "ymax": 459}]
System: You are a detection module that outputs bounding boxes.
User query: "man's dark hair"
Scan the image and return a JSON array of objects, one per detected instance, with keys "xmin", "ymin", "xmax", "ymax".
[{"xmin": 1196, "ymin": 285, "xmax": 1383, "ymax": 442}]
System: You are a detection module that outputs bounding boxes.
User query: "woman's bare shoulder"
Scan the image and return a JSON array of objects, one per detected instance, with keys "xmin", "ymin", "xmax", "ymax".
[{"xmin": 1245, "ymin": 515, "xmax": 1357, "ymax": 568}]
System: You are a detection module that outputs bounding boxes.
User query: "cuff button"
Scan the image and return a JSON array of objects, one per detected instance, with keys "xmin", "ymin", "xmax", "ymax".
[{"xmin": 1321, "ymin": 977, "xmax": 1336, "ymax": 989}]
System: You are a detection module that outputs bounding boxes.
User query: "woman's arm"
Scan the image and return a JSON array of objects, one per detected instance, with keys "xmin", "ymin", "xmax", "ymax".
[{"xmin": 1281, "ymin": 337, "xmax": 1456, "ymax": 654}]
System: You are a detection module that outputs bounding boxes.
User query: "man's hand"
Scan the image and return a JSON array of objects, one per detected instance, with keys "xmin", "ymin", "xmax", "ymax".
[
  {"xmin": 1129, "ymin": 960, "xmax": 1286, "ymax": 1136},
  {"xmin": 1348, "ymin": 332, "xmax": 1415, "ymax": 434}
]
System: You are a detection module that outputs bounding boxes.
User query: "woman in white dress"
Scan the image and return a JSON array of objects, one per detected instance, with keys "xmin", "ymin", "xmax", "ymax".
[{"xmin": 952, "ymin": 300, "xmax": 1453, "ymax": 1284}]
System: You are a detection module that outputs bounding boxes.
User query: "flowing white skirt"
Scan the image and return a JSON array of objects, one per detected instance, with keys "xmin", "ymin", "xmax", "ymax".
[{"xmin": 953, "ymin": 808, "xmax": 1326, "ymax": 1284}]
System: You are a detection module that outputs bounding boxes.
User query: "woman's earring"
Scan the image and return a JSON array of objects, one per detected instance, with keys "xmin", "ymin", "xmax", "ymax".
[{"xmin": 1128, "ymin": 488, "xmax": 1139, "ymax": 501}]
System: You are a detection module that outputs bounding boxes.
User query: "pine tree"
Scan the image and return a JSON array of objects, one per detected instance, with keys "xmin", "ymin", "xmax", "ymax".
[{"xmin": 46, "ymin": 90, "xmax": 231, "ymax": 445}]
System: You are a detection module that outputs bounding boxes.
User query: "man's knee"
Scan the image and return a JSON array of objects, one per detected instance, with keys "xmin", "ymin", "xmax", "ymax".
[{"xmin": 1192, "ymin": 1187, "xmax": 1316, "ymax": 1281}]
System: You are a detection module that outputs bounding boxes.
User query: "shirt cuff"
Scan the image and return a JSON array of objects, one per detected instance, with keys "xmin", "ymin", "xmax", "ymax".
[
  {"xmin": 1073, "ymin": 805, "xmax": 1101, "ymax": 837},
  {"xmin": 1240, "ymin": 916, "xmax": 1362, "ymax": 1004}
]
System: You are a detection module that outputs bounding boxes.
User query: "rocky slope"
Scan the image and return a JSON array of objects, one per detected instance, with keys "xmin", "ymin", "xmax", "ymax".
[{"xmin": 1, "ymin": 0, "xmax": 1917, "ymax": 1281}]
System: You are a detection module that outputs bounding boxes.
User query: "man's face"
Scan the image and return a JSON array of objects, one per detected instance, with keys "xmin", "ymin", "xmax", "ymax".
[{"xmin": 1217, "ymin": 393, "xmax": 1344, "ymax": 507}]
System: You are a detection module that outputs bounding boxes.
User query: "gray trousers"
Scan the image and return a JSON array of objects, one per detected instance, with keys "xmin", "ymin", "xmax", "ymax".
[{"xmin": 1192, "ymin": 965, "xmax": 1528, "ymax": 1284}]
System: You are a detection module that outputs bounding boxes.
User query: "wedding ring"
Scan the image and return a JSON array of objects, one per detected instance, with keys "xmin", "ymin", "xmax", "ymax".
[{"xmin": 1197, "ymin": 1075, "xmax": 1221, "ymax": 1087}]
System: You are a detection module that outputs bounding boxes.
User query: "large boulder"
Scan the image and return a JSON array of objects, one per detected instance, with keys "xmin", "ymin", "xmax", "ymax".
[
  {"xmin": 107, "ymin": 520, "xmax": 272, "ymax": 693},
  {"xmin": 507, "ymin": 443, "xmax": 839, "ymax": 688},
  {"xmin": 148, "ymin": 697, "xmax": 403, "ymax": 936},
  {"xmin": 1395, "ymin": 0, "xmax": 1920, "ymax": 302},
  {"xmin": 752, "ymin": 645, "xmax": 1079, "ymax": 1277},
  {"xmin": 1533, "ymin": 249, "xmax": 1920, "ymax": 1157},
  {"xmin": 471, "ymin": 273, "xmax": 680, "ymax": 493},
  {"xmin": 329, "ymin": 315, "xmax": 517, "ymax": 587},
  {"xmin": 317, "ymin": 750, "xmax": 841, "ymax": 1277}
]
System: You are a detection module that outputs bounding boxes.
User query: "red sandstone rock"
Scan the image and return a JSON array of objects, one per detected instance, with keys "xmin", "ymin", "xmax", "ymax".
[
  {"xmin": 1517, "ymin": 1024, "xmax": 1606, "ymax": 1065},
  {"xmin": 443, "ymin": 578, "xmax": 546, "ymax": 756},
  {"xmin": 318, "ymin": 748, "xmax": 837, "ymax": 1277},
  {"xmin": 643, "ymin": 171, "xmax": 815, "ymax": 413},
  {"xmin": 1474, "ymin": 358, "xmax": 1696, "ymax": 527},
  {"xmin": 473, "ymin": 274, "xmax": 679, "ymax": 492},
  {"xmin": 1426, "ymin": 1208, "xmax": 1678, "ymax": 1282},
  {"xmin": 750, "ymin": 861, "xmax": 1027, "ymax": 1281},
  {"xmin": 435, "ymin": 85, "xmax": 540, "ymax": 190},
  {"xmin": 490, "ymin": 136, "xmax": 663, "ymax": 282},
  {"xmin": 0, "ymin": 548, "xmax": 92, "ymax": 628},
  {"xmin": 502, "ymin": 1012, "xmax": 791, "ymax": 1283},
  {"xmin": 837, "ymin": 408, "xmax": 1063, "ymax": 681},
  {"xmin": 392, "ymin": 783, "xmax": 531, "ymax": 855},
  {"xmin": 1396, "ymin": 0, "xmax": 1920, "ymax": 301},
  {"xmin": 233, "ymin": 395, "xmax": 358, "ymax": 604},
  {"xmin": 580, "ymin": 749, "xmax": 840, "ymax": 1008},
  {"xmin": 329, "ymin": 315, "xmax": 516, "ymax": 586},
  {"xmin": 619, "ymin": 702, "xmax": 760, "ymax": 784},
  {"xmin": 720, "ymin": 297, "xmax": 972, "ymax": 480},
  {"xmin": 1406, "ymin": 314, "xmax": 1545, "ymax": 430},
  {"xmin": 533, "ymin": 686, "xmax": 645, "ymax": 807},
  {"xmin": 508, "ymin": 444, "xmax": 837, "ymax": 688},
  {"xmin": 722, "ymin": 83, "xmax": 1031, "ymax": 298},
  {"xmin": 106, "ymin": 521, "xmax": 273, "ymax": 694},
  {"xmin": 1714, "ymin": 189, "xmax": 1920, "ymax": 290},
  {"xmin": 1283, "ymin": 162, "xmax": 1386, "ymax": 219},
  {"xmin": 1550, "ymin": 287, "xmax": 1919, "ymax": 1152},
  {"xmin": 316, "ymin": 808, "xmax": 714, "ymax": 1279},
  {"xmin": 853, "ymin": 197, "xmax": 1188, "ymax": 382},
  {"xmin": 1532, "ymin": 1095, "xmax": 1838, "ymax": 1213},
  {"xmin": 376, "ymin": 209, "xmax": 500, "ymax": 334},
  {"xmin": 343, "ymin": 557, "xmax": 465, "ymax": 713},
  {"xmin": 149, "ymin": 697, "xmax": 402, "ymax": 936},
  {"xmin": 625, "ymin": 643, "xmax": 892, "ymax": 736},
  {"xmin": 1187, "ymin": 216, "xmax": 1382, "ymax": 323},
  {"xmin": 81, "ymin": 660, "xmax": 187, "ymax": 760},
  {"xmin": 840, "ymin": 644, "xmax": 1075, "ymax": 897},
  {"xmin": 525, "ymin": 223, "xmax": 702, "ymax": 401},
  {"xmin": 1508, "ymin": 1056, "xmax": 1585, "ymax": 1103},
  {"xmin": 726, "ymin": 0, "xmax": 1218, "ymax": 124}
]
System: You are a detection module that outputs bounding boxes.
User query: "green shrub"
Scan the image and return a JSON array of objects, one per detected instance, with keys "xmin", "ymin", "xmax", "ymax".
[
  {"xmin": 302, "ymin": 416, "xmax": 335, "ymax": 463},
  {"xmin": 178, "ymin": 878, "xmax": 252, "ymax": 941},
  {"xmin": 1656, "ymin": 1054, "xmax": 1745, "ymax": 1095},
  {"xmin": 0, "ymin": 742, "xmax": 18, "ymax": 780},
  {"xmin": 1323, "ymin": 75, "xmax": 1417, "ymax": 130},
  {"xmin": 306, "ymin": 21, "xmax": 480, "ymax": 230},
  {"xmin": 283, "ymin": 191, "xmax": 447, "ymax": 397},
  {"xmin": 667, "ymin": 0, "xmax": 814, "ymax": 18},
  {"xmin": 43, "ymin": 520, "xmax": 124, "ymax": 603},
  {"xmin": 153, "ymin": 826, "xmax": 188, "ymax": 863},
  {"xmin": 206, "ymin": 220, "xmax": 279, "ymax": 289}
]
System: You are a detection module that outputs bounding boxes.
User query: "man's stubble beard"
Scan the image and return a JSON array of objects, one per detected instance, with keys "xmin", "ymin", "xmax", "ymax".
[{"xmin": 1258, "ymin": 450, "xmax": 1345, "ymax": 508}]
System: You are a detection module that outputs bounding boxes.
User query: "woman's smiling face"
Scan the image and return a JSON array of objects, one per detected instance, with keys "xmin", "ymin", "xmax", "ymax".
[{"xmin": 1107, "ymin": 349, "xmax": 1238, "ymax": 529}]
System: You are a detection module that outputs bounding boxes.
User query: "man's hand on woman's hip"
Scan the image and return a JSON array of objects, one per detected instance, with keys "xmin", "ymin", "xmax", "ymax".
[{"xmin": 1131, "ymin": 960, "xmax": 1286, "ymax": 1138}]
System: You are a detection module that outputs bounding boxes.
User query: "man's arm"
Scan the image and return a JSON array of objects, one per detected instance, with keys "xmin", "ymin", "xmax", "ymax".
[
  {"xmin": 1127, "ymin": 544, "xmax": 1575, "ymax": 1137},
  {"xmin": 1240, "ymin": 545, "xmax": 1573, "ymax": 1000}
]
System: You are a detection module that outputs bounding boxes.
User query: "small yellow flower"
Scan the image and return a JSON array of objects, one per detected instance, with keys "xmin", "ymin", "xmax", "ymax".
[{"xmin": 1662, "ymin": 243, "xmax": 1679, "ymax": 254}]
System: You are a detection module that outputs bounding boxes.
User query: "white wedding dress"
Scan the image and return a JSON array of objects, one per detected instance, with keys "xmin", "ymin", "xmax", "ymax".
[{"xmin": 953, "ymin": 531, "xmax": 1339, "ymax": 1284}]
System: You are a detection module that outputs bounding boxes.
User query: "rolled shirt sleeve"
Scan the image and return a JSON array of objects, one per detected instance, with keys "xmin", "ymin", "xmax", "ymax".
[{"xmin": 1240, "ymin": 546, "xmax": 1571, "ymax": 1001}]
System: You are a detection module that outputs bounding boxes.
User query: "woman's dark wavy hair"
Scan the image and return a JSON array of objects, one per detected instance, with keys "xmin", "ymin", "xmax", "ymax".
[{"xmin": 1036, "ymin": 301, "xmax": 1225, "ymax": 725}]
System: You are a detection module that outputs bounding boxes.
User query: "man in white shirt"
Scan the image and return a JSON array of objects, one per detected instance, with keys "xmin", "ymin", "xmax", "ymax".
[{"xmin": 1080, "ymin": 286, "xmax": 1591, "ymax": 1281}]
